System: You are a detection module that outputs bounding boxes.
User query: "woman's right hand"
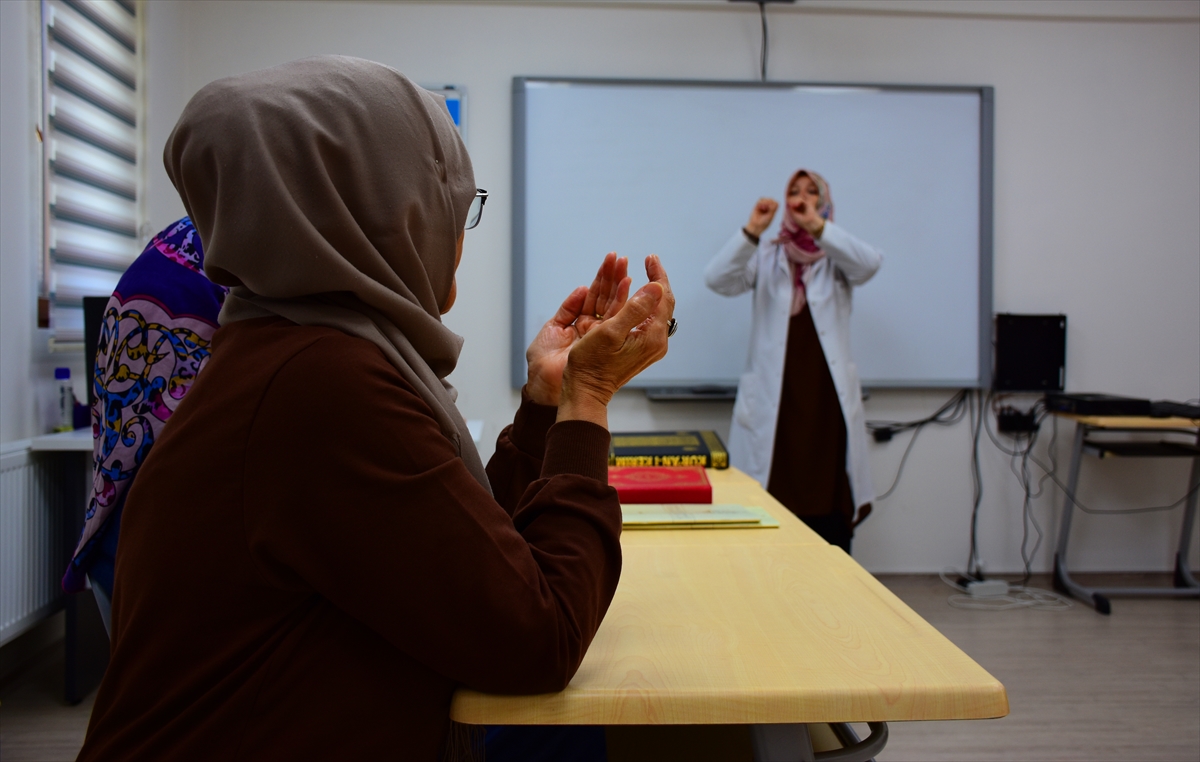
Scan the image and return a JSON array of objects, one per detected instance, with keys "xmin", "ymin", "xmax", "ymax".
[
  {"xmin": 558, "ymin": 255, "xmax": 675, "ymax": 429},
  {"xmin": 745, "ymin": 197, "xmax": 779, "ymax": 237}
]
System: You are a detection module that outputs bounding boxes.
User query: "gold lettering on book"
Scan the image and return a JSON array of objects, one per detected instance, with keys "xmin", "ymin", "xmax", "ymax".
[
  {"xmin": 700, "ymin": 430, "xmax": 729, "ymax": 468},
  {"xmin": 612, "ymin": 434, "xmax": 701, "ymax": 448},
  {"xmin": 656, "ymin": 455, "xmax": 708, "ymax": 466},
  {"xmin": 611, "ymin": 455, "xmax": 657, "ymax": 466}
]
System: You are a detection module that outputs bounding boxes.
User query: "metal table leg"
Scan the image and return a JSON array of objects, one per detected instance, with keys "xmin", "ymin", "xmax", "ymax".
[
  {"xmin": 752, "ymin": 724, "xmax": 814, "ymax": 762},
  {"xmin": 1052, "ymin": 424, "xmax": 1105, "ymax": 612},
  {"xmin": 1172, "ymin": 431, "xmax": 1200, "ymax": 589},
  {"xmin": 1053, "ymin": 422, "xmax": 1200, "ymax": 614},
  {"xmin": 751, "ymin": 722, "xmax": 888, "ymax": 762},
  {"xmin": 61, "ymin": 451, "xmax": 109, "ymax": 704}
]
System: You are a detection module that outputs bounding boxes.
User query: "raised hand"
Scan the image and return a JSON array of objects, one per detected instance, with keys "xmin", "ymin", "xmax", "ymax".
[
  {"xmin": 791, "ymin": 198, "xmax": 826, "ymax": 237},
  {"xmin": 558, "ymin": 254, "xmax": 675, "ymax": 429},
  {"xmin": 745, "ymin": 197, "xmax": 779, "ymax": 237},
  {"xmin": 525, "ymin": 253, "xmax": 630, "ymax": 407},
  {"xmin": 575, "ymin": 252, "xmax": 629, "ymax": 336}
]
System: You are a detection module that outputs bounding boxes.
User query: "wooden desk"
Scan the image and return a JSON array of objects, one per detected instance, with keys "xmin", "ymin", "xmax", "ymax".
[
  {"xmin": 451, "ymin": 468, "xmax": 1008, "ymax": 759},
  {"xmin": 1054, "ymin": 414, "xmax": 1200, "ymax": 430},
  {"xmin": 1050, "ymin": 414, "xmax": 1200, "ymax": 614}
]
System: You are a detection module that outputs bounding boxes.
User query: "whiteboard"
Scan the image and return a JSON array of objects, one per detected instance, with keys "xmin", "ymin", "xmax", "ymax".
[{"xmin": 512, "ymin": 78, "xmax": 993, "ymax": 391}]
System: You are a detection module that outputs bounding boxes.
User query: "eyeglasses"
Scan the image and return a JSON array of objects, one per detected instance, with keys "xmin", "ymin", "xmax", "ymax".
[{"xmin": 465, "ymin": 189, "xmax": 488, "ymax": 230}]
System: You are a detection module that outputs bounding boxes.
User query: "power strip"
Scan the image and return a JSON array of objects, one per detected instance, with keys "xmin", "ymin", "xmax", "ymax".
[
  {"xmin": 967, "ymin": 579, "xmax": 1010, "ymax": 597},
  {"xmin": 996, "ymin": 407, "xmax": 1039, "ymax": 434}
]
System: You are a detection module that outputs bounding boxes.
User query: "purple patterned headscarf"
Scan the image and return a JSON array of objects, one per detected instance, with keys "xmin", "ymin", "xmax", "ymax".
[{"xmin": 62, "ymin": 217, "xmax": 226, "ymax": 596}]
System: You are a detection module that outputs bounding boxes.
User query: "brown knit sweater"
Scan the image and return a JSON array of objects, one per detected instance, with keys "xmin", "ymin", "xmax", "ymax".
[{"xmin": 77, "ymin": 317, "xmax": 621, "ymax": 761}]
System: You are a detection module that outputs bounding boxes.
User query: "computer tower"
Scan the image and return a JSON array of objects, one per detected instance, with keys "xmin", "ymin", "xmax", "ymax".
[{"xmin": 992, "ymin": 314, "xmax": 1066, "ymax": 392}]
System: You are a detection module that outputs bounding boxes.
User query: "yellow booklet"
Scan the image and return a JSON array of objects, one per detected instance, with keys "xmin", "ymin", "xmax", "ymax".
[{"xmin": 620, "ymin": 503, "xmax": 779, "ymax": 530}]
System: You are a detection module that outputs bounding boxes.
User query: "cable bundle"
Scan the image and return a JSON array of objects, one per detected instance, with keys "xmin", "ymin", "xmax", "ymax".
[{"xmin": 939, "ymin": 568, "xmax": 1073, "ymax": 612}]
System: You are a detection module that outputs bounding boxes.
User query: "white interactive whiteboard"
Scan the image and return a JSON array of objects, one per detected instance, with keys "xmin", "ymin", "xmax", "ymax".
[{"xmin": 512, "ymin": 78, "xmax": 993, "ymax": 392}]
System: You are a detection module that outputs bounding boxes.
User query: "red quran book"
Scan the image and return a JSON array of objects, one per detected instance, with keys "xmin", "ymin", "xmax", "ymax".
[{"xmin": 608, "ymin": 466, "xmax": 712, "ymax": 504}]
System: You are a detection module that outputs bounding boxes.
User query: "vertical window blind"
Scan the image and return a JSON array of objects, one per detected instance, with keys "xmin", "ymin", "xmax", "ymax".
[{"xmin": 40, "ymin": 0, "xmax": 141, "ymax": 347}]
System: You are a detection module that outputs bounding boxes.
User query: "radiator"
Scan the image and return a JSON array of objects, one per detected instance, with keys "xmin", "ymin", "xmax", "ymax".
[{"xmin": 0, "ymin": 442, "xmax": 74, "ymax": 646}]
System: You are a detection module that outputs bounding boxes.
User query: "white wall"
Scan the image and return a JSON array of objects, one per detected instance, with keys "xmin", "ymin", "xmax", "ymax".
[
  {"xmin": 0, "ymin": 0, "xmax": 68, "ymax": 445},
  {"xmin": 50, "ymin": 0, "xmax": 1200, "ymax": 573}
]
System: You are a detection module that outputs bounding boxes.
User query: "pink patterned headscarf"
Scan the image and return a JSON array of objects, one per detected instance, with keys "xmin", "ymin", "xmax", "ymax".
[{"xmin": 774, "ymin": 169, "xmax": 833, "ymax": 316}]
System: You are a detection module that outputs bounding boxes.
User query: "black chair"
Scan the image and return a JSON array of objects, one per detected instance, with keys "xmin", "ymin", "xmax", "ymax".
[
  {"xmin": 82, "ymin": 296, "xmax": 109, "ymax": 408},
  {"xmin": 62, "ymin": 294, "xmax": 113, "ymax": 704}
]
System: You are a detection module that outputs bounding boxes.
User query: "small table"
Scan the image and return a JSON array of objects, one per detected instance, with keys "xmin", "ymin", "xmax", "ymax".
[
  {"xmin": 29, "ymin": 429, "xmax": 109, "ymax": 704},
  {"xmin": 450, "ymin": 467, "xmax": 1009, "ymax": 761},
  {"xmin": 1050, "ymin": 414, "xmax": 1200, "ymax": 615}
]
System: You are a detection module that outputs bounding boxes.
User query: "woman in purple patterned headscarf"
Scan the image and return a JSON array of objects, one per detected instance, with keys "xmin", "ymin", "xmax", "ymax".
[{"xmin": 62, "ymin": 217, "xmax": 226, "ymax": 616}]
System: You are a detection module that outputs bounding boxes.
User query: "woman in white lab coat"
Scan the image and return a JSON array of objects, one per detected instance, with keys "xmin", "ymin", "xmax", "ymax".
[{"xmin": 705, "ymin": 170, "xmax": 881, "ymax": 551}]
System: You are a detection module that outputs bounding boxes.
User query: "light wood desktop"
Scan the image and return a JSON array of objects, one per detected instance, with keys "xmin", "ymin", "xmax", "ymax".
[
  {"xmin": 1054, "ymin": 414, "xmax": 1200, "ymax": 430},
  {"xmin": 451, "ymin": 467, "xmax": 1008, "ymax": 757}
]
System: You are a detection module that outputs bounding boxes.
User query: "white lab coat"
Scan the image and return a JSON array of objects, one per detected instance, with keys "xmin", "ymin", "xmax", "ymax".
[{"xmin": 705, "ymin": 224, "xmax": 883, "ymax": 508}]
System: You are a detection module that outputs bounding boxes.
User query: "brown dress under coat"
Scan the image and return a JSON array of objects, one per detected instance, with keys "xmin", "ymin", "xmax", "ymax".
[{"xmin": 766, "ymin": 306, "xmax": 857, "ymax": 550}]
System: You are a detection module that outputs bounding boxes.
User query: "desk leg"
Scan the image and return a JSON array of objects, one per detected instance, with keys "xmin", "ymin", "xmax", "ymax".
[
  {"xmin": 65, "ymin": 585, "xmax": 110, "ymax": 704},
  {"xmin": 1053, "ymin": 423, "xmax": 1200, "ymax": 613},
  {"xmin": 751, "ymin": 724, "xmax": 814, "ymax": 762},
  {"xmin": 751, "ymin": 722, "xmax": 887, "ymax": 762},
  {"xmin": 1052, "ymin": 425, "xmax": 1106, "ymax": 612},
  {"xmin": 61, "ymin": 451, "xmax": 109, "ymax": 704},
  {"xmin": 1173, "ymin": 436, "xmax": 1200, "ymax": 589}
]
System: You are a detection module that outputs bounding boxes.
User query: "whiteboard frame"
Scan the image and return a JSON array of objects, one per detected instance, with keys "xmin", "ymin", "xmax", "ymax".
[{"xmin": 511, "ymin": 77, "xmax": 994, "ymax": 391}]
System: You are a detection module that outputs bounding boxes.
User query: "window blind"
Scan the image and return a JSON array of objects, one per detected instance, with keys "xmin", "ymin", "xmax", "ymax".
[{"xmin": 40, "ymin": 0, "xmax": 141, "ymax": 347}]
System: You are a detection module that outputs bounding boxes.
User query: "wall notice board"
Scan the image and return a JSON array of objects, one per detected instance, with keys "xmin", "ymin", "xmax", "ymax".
[{"xmin": 512, "ymin": 78, "xmax": 994, "ymax": 392}]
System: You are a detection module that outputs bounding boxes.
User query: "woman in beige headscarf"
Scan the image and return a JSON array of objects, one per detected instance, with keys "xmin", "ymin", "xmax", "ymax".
[{"xmin": 78, "ymin": 56, "xmax": 674, "ymax": 761}]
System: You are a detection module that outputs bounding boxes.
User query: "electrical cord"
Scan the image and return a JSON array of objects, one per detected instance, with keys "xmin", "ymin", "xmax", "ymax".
[
  {"xmin": 982, "ymin": 391, "xmax": 1036, "ymax": 457},
  {"xmin": 1016, "ymin": 411, "xmax": 1057, "ymax": 584},
  {"xmin": 874, "ymin": 425, "xmax": 922, "ymax": 501},
  {"xmin": 867, "ymin": 389, "xmax": 971, "ymax": 437},
  {"xmin": 1026, "ymin": 451, "xmax": 1200, "ymax": 515},
  {"xmin": 985, "ymin": 396, "xmax": 1199, "ymax": 583},
  {"xmin": 966, "ymin": 390, "xmax": 985, "ymax": 578},
  {"xmin": 939, "ymin": 567, "xmax": 1073, "ymax": 612},
  {"xmin": 983, "ymin": 399, "xmax": 1200, "ymax": 516},
  {"xmin": 866, "ymin": 389, "xmax": 980, "ymax": 575},
  {"xmin": 873, "ymin": 389, "xmax": 1195, "ymax": 588},
  {"xmin": 869, "ymin": 389, "xmax": 972, "ymax": 502},
  {"xmin": 1016, "ymin": 419, "xmax": 1045, "ymax": 584},
  {"xmin": 985, "ymin": 393, "xmax": 1051, "ymax": 583},
  {"xmin": 758, "ymin": 2, "xmax": 769, "ymax": 81}
]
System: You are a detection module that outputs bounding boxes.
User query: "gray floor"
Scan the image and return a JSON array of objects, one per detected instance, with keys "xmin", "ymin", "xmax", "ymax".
[
  {"xmin": 879, "ymin": 573, "xmax": 1200, "ymax": 762},
  {"xmin": 1, "ymin": 574, "xmax": 1196, "ymax": 762},
  {"xmin": 0, "ymin": 634, "xmax": 95, "ymax": 762}
]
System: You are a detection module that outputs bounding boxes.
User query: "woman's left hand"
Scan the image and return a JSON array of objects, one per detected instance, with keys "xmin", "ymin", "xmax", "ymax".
[{"xmin": 526, "ymin": 252, "xmax": 630, "ymax": 406}]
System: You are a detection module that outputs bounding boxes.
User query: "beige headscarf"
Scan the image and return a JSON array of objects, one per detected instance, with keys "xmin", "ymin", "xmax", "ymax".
[{"xmin": 164, "ymin": 55, "xmax": 490, "ymax": 491}]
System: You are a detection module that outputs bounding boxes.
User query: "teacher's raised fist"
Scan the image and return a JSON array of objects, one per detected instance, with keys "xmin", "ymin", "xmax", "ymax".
[{"xmin": 746, "ymin": 197, "xmax": 779, "ymax": 237}]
